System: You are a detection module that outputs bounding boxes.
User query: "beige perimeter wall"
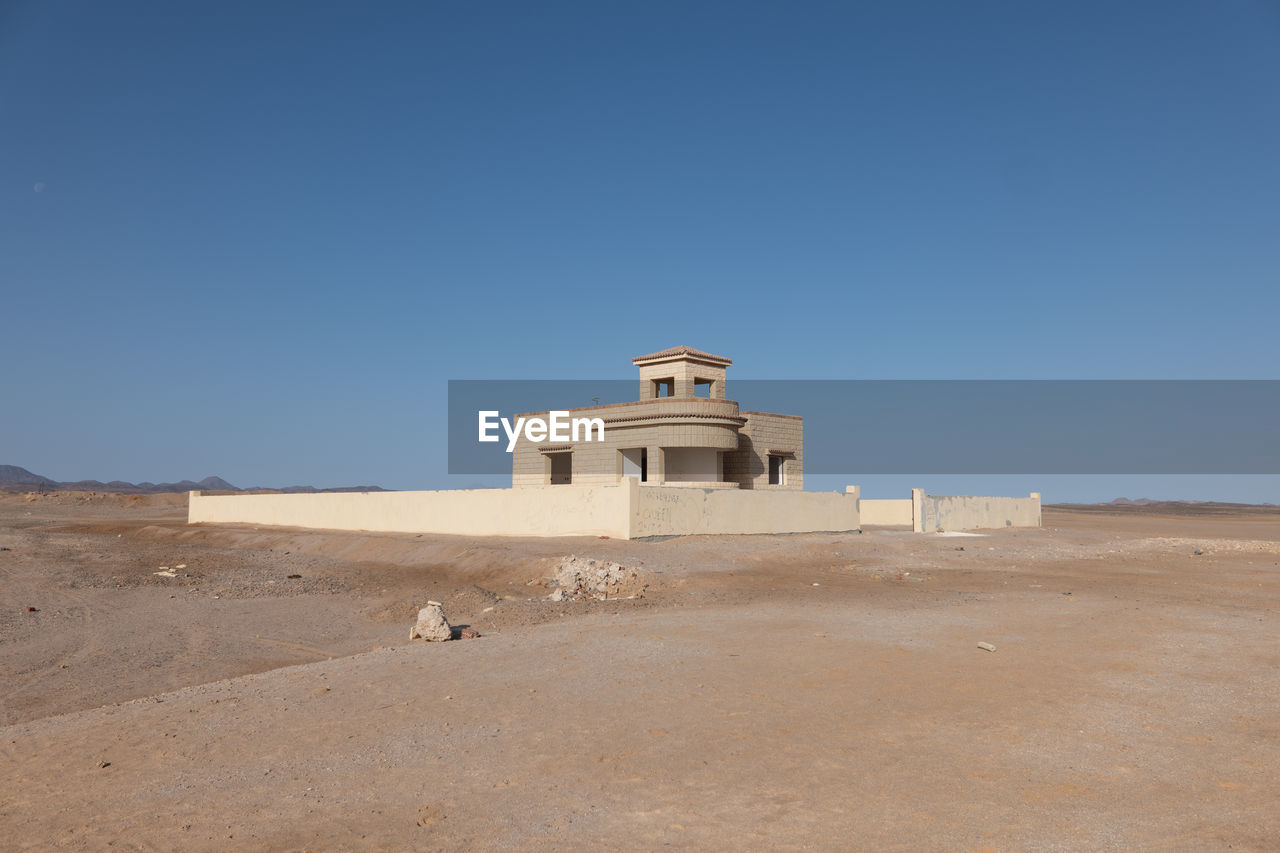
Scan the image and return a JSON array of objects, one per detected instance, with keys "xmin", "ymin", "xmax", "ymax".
[
  {"xmin": 859, "ymin": 499, "xmax": 914, "ymax": 526},
  {"xmin": 914, "ymin": 491, "xmax": 1041, "ymax": 533},
  {"xmin": 189, "ymin": 486, "xmax": 634, "ymax": 538},
  {"xmin": 189, "ymin": 480, "xmax": 860, "ymax": 540},
  {"xmin": 631, "ymin": 485, "xmax": 857, "ymax": 538}
]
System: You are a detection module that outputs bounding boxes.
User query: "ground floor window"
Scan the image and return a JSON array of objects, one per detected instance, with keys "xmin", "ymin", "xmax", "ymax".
[
  {"xmin": 548, "ymin": 452, "xmax": 572, "ymax": 485},
  {"xmin": 620, "ymin": 448, "xmax": 647, "ymax": 482}
]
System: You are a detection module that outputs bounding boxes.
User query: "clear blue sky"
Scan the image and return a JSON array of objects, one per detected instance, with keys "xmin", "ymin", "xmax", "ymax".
[{"xmin": 4, "ymin": 1, "xmax": 1278, "ymax": 501}]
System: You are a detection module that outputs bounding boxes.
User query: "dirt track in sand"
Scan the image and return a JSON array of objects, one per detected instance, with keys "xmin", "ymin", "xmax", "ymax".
[{"xmin": 1, "ymin": 493, "xmax": 1278, "ymax": 850}]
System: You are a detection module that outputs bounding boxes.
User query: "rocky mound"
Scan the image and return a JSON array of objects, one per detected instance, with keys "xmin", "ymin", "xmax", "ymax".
[{"xmin": 539, "ymin": 555, "xmax": 649, "ymax": 602}]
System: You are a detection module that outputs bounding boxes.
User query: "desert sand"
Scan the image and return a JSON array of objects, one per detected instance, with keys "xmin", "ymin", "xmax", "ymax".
[{"xmin": 2, "ymin": 492, "xmax": 1278, "ymax": 850}]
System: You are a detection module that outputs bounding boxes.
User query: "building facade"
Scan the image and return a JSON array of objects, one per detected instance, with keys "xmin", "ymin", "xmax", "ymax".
[{"xmin": 512, "ymin": 346, "xmax": 803, "ymax": 489}]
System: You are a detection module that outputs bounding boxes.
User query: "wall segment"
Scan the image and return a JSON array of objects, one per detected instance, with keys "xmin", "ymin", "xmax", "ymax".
[{"xmin": 188, "ymin": 480, "xmax": 861, "ymax": 540}]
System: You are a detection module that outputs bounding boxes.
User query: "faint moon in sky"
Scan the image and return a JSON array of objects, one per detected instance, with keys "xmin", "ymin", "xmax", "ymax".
[{"xmin": 34, "ymin": 183, "xmax": 45, "ymax": 192}]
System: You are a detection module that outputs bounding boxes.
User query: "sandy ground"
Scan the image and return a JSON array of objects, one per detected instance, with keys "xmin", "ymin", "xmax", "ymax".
[{"xmin": 1, "ymin": 493, "xmax": 1278, "ymax": 851}]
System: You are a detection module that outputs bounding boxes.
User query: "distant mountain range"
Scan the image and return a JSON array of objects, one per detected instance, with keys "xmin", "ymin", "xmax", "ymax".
[
  {"xmin": 0, "ymin": 465, "xmax": 387, "ymax": 495},
  {"xmin": 1106, "ymin": 496, "xmax": 1278, "ymax": 508}
]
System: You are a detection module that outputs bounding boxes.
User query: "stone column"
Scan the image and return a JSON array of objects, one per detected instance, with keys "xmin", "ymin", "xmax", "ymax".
[{"xmin": 649, "ymin": 446, "xmax": 665, "ymax": 484}]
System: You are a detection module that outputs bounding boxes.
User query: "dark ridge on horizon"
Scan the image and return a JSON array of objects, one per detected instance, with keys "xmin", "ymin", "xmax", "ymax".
[
  {"xmin": 1103, "ymin": 496, "xmax": 1278, "ymax": 508},
  {"xmin": 0, "ymin": 465, "xmax": 388, "ymax": 495},
  {"xmin": 1047, "ymin": 497, "xmax": 1280, "ymax": 513}
]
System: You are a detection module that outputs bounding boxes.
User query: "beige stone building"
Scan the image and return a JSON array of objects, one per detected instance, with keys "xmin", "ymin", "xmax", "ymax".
[
  {"xmin": 512, "ymin": 346, "xmax": 803, "ymax": 489},
  {"xmin": 188, "ymin": 344, "xmax": 1038, "ymax": 537}
]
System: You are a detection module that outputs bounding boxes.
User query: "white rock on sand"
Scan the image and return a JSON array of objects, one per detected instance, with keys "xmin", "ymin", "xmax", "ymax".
[{"xmin": 410, "ymin": 603, "xmax": 451, "ymax": 642}]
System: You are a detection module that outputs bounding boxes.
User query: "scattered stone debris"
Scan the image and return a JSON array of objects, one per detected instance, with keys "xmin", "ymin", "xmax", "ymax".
[
  {"xmin": 0, "ymin": 547, "xmax": 11, "ymax": 552},
  {"xmin": 410, "ymin": 601, "xmax": 452, "ymax": 642},
  {"xmin": 459, "ymin": 627, "xmax": 480, "ymax": 639},
  {"xmin": 977, "ymin": 642, "xmax": 997, "ymax": 652},
  {"xmin": 416, "ymin": 803, "xmax": 446, "ymax": 827},
  {"xmin": 868, "ymin": 568, "xmax": 930, "ymax": 582},
  {"xmin": 539, "ymin": 555, "xmax": 649, "ymax": 602},
  {"xmin": 153, "ymin": 569, "xmax": 177, "ymax": 578}
]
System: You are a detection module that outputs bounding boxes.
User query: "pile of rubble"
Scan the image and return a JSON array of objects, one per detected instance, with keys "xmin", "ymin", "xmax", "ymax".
[{"xmin": 541, "ymin": 555, "xmax": 648, "ymax": 602}]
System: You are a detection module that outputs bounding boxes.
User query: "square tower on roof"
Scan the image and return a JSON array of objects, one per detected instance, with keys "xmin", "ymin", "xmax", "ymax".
[{"xmin": 632, "ymin": 345, "xmax": 732, "ymax": 400}]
